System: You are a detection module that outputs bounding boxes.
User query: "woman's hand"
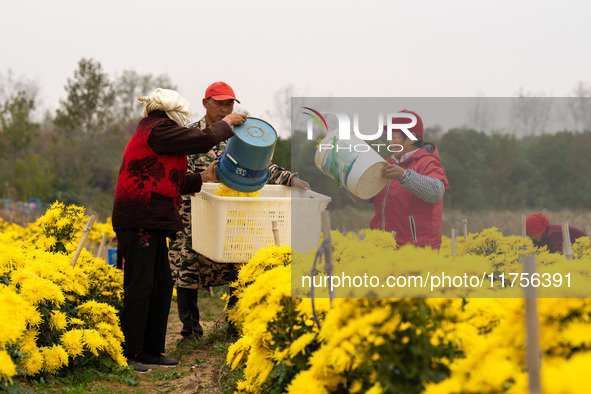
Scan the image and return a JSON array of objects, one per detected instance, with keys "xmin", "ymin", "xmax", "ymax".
[{"xmin": 381, "ymin": 163, "xmax": 406, "ymax": 180}]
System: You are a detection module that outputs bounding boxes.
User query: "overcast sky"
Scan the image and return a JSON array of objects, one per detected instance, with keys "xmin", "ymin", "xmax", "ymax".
[{"xmin": 2, "ymin": 0, "xmax": 590, "ymax": 136}]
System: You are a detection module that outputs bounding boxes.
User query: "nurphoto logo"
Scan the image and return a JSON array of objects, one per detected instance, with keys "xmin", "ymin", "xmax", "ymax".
[{"xmin": 303, "ymin": 107, "xmax": 417, "ymax": 153}]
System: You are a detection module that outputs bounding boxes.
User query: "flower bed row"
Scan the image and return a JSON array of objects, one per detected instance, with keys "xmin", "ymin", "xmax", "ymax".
[
  {"xmin": 226, "ymin": 229, "xmax": 591, "ymax": 393},
  {"xmin": 0, "ymin": 202, "xmax": 124, "ymax": 391}
]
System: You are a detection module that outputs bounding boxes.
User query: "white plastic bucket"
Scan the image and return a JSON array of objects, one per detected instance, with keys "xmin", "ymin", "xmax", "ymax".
[{"xmin": 314, "ymin": 129, "xmax": 388, "ymax": 199}]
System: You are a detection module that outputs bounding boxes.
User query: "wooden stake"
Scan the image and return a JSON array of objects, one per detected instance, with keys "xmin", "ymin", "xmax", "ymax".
[
  {"xmin": 71, "ymin": 215, "xmax": 96, "ymax": 267},
  {"xmin": 321, "ymin": 211, "xmax": 335, "ymax": 305},
  {"xmin": 585, "ymin": 225, "xmax": 591, "ymax": 244},
  {"xmin": 562, "ymin": 222, "xmax": 573, "ymax": 260},
  {"xmin": 461, "ymin": 218, "xmax": 468, "ymax": 241},
  {"xmin": 272, "ymin": 220, "xmax": 281, "ymax": 246},
  {"xmin": 522, "ymin": 254, "xmax": 542, "ymax": 394},
  {"xmin": 521, "ymin": 214, "xmax": 527, "ymax": 238},
  {"xmin": 96, "ymin": 232, "xmax": 108, "ymax": 260},
  {"xmin": 451, "ymin": 228, "xmax": 456, "ymax": 257}
]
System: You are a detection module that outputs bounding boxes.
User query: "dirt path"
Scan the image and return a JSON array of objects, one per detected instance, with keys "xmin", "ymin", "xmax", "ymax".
[
  {"xmin": 131, "ymin": 291, "xmax": 237, "ymax": 393},
  {"xmin": 16, "ymin": 290, "xmax": 237, "ymax": 393},
  {"xmin": 78, "ymin": 289, "xmax": 239, "ymax": 394}
]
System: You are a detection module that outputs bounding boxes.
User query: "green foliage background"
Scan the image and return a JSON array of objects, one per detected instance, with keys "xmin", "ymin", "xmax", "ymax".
[
  {"xmin": 1, "ymin": 58, "xmax": 591, "ymax": 220},
  {"xmin": 289, "ymin": 128, "xmax": 591, "ymax": 214}
]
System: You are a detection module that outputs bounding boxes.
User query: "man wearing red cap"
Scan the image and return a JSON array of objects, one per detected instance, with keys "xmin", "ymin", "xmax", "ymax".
[
  {"xmin": 169, "ymin": 81, "xmax": 310, "ymax": 339},
  {"xmin": 364, "ymin": 110, "xmax": 449, "ymax": 249},
  {"xmin": 526, "ymin": 213, "xmax": 586, "ymax": 254}
]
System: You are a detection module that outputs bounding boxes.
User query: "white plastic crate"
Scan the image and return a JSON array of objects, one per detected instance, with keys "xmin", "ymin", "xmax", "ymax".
[{"xmin": 191, "ymin": 183, "xmax": 331, "ymax": 263}]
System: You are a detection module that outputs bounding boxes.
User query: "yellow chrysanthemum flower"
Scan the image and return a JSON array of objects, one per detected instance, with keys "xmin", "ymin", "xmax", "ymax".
[
  {"xmin": 288, "ymin": 332, "xmax": 316, "ymax": 357},
  {"xmin": 41, "ymin": 345, "xmax": 69, "ymax": 372},
  {"xmin": 0, "ymin": 286, "xmax": 28, "ymax": 344},
  {"xmin": 61, "ymin": 329, "xmax": 84, "ymax": 357},
  {"xmin": 82, "ymin": 329, "xmax": 106, "ymax": 356},
  {"xmin": 214, "ymin": 184, "xmax": 261, "ymax": 197},
  {"xmin": 19, "ymin": 276, "xmax": 65, "ymax": 306},
  {"xmin": 20, "ymin": 348, "xmax": 43, "ymax": 375},
  {"xmin": 68, "ymin": 317, "xmax": 85, "ymax": 326},
  {"xmin": 0, "ymin": 349, "xmax": 17, "ymax": 379},
  {"xmin": 49, "ymin": 310, "xmax": 68, "ymax": 331}
]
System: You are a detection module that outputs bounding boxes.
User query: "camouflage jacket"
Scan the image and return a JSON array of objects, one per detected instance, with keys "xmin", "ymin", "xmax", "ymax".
[
  {"xmin": 187, "ymin": 116, "xmax": 294, "ymax": 185},
  {"xmin": 168, "ymin": 116, "xmax": 295, "ymax": 289}
]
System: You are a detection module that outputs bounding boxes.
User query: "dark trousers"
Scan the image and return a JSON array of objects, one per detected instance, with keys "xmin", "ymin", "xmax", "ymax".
[
  {"xmin": 176, "ymin": 268, "xmax": 239, "ymax": 335},
  {"xmin": 117, "ymin": 228, "xmax": 173, "ymax": 357},
  {"xmin": 176, "ymin": 287, "xmax": 203, "ymax": 336}
]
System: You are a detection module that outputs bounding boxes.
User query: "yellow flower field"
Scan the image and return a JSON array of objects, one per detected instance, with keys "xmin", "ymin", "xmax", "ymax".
[
  {"xmin": 3, "ymin": 202, "xmax": 590, "ymax": 393},
  {"xmin": 0, "ymin": 202, "xmax": 124, "ymax": 389},
  {"xmin": 227, "ymin": 228, "xmax": 591, "ymax": 393}
]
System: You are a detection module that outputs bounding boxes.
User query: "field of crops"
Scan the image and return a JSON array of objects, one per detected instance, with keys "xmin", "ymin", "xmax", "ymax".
[
  {"xmin": 227, "ymin": 231, "xmax": 591, "ymax": 393},
  {"xmin": 1, "ymin": 203, "xmax": 591, "ymax": 393}
]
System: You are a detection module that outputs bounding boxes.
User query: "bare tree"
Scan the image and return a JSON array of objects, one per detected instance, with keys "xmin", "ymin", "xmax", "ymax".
[
  {"xmin": 467, "ymin": 97, "xmax": 496, "ymax": 133},
  {"xmin": 113, "ymin": 70, "xmax": 177, "ymax": 121},
  {"xmin": 567, "ymin": 81, "xmax": 591, "ymax": 132},
  {"xmin": 511, "ymin": 88, "xmax": 552, "ymax": 136},
  {"xmin": 266, "ymin": 84, "xmax": 297, "ymax": 137},
  {"xmin": 0, "ymin": 69, "xmax": 39, "ymax": 104}
]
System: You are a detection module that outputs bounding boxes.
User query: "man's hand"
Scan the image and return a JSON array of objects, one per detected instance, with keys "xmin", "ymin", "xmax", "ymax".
[
  {"xmin": 223, "ymin": 113, "xmax": 247, "ymax": 126},
  {"xmin": 381, "ymin": 163, "xmax": 406, "ymax": 180},
  {"xmin": 201, "ymin": 160, "xmax": 219, "ymax": 183},
  {"xmin": 291, "ymin": 177, "xmax": 311, "ymax": 190}
]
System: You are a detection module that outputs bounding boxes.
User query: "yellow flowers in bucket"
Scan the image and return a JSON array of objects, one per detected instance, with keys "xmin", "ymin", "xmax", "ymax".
[{"xmin": 214, "ymin": 184, "xmax": 261, "ymax": 198}]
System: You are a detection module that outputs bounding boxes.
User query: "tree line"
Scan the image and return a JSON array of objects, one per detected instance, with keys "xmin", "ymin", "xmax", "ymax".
[
  {"xmin": 289, "ymin": 128, "xmax": 591, "ymax": 212},
  {"xmin": 1, "ymin": 58, "xmax": 590, "ymax": 219},
  {"xmin": 0, "ymin": 58, "xmax": 294, "ymax": 219},
  {"xmin": 0, "ymin": 58, "xmax": 178, "ymax": 218}
]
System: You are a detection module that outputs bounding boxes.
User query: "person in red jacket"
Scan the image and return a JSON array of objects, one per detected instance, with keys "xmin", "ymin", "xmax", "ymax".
[
  {"xmin": 112, "ymin": 88, "xmax": 246, "ymax": 372},
  {"xmin": 526, "ymin": 213, "xmax": 586, "ymax": 254},
  {"xmin": 368, "ymin": 110, "xmax": 449, "ymax": 249}
]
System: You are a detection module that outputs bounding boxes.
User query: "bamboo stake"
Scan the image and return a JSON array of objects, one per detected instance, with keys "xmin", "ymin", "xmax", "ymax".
[
  {"xmin": 71, "ymin": 215, "xmax": 95, "ymax": 267},
  {"xmin": 521, "ymin": 214, "xmax": 527, "ymax": 238},
  {"xmin": 562, "ymin": 222, "xmax": 573, "ymax": 260},
  {"xmin": 321, "ymin": 211, "xmax": 335, "ymax": 305},
  {"xmin": 451, "ymin": 228, "xmax": 456, "ymax": 257},
  {"xmin": 522, "ymin": 255, "xmax": 542, "ymax": 394},
  {"xmin": 96, "ymin": 232, "xmax": 108, "ymax": 260},
  {"xmin": 272, "ymin": 220, "xmax": 281, "ymax": 246},
  {"xmin": 461, "ymin": 218, "xmax": 468, "ymax": 241}
]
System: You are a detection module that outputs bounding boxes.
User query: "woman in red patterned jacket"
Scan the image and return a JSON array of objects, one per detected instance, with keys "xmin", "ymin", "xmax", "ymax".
[{"xmin": 112, "ymin": 88, "xmax": 245, "ymax": 371}]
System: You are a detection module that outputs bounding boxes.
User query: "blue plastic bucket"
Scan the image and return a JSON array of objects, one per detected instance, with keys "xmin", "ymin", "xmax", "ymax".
[
  {"xmin": 107, "ymin": 249, "xmax": 117, "ymax": 267},
  {"xmin": 216, "ymin": 117, "xmax": 277, "ymax": 192}
]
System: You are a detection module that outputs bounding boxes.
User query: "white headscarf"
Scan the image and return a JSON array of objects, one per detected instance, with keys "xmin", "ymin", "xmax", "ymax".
[{"xmin": 137, "ymin": 88, "xmax": 192, "ymax": 126}]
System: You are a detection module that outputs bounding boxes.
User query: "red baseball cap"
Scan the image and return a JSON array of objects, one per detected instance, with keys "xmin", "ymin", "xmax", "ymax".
[
  {"xmin": 204, "ymin": 81, "xmax": 240, "ymax": 103},
  {"xmin": 526, "ymin": 213, "xmax": 549, "ymax": 235},
  {"xmin": 390, "ymin": 110, "xmax": 424, "ymax": 139}
]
